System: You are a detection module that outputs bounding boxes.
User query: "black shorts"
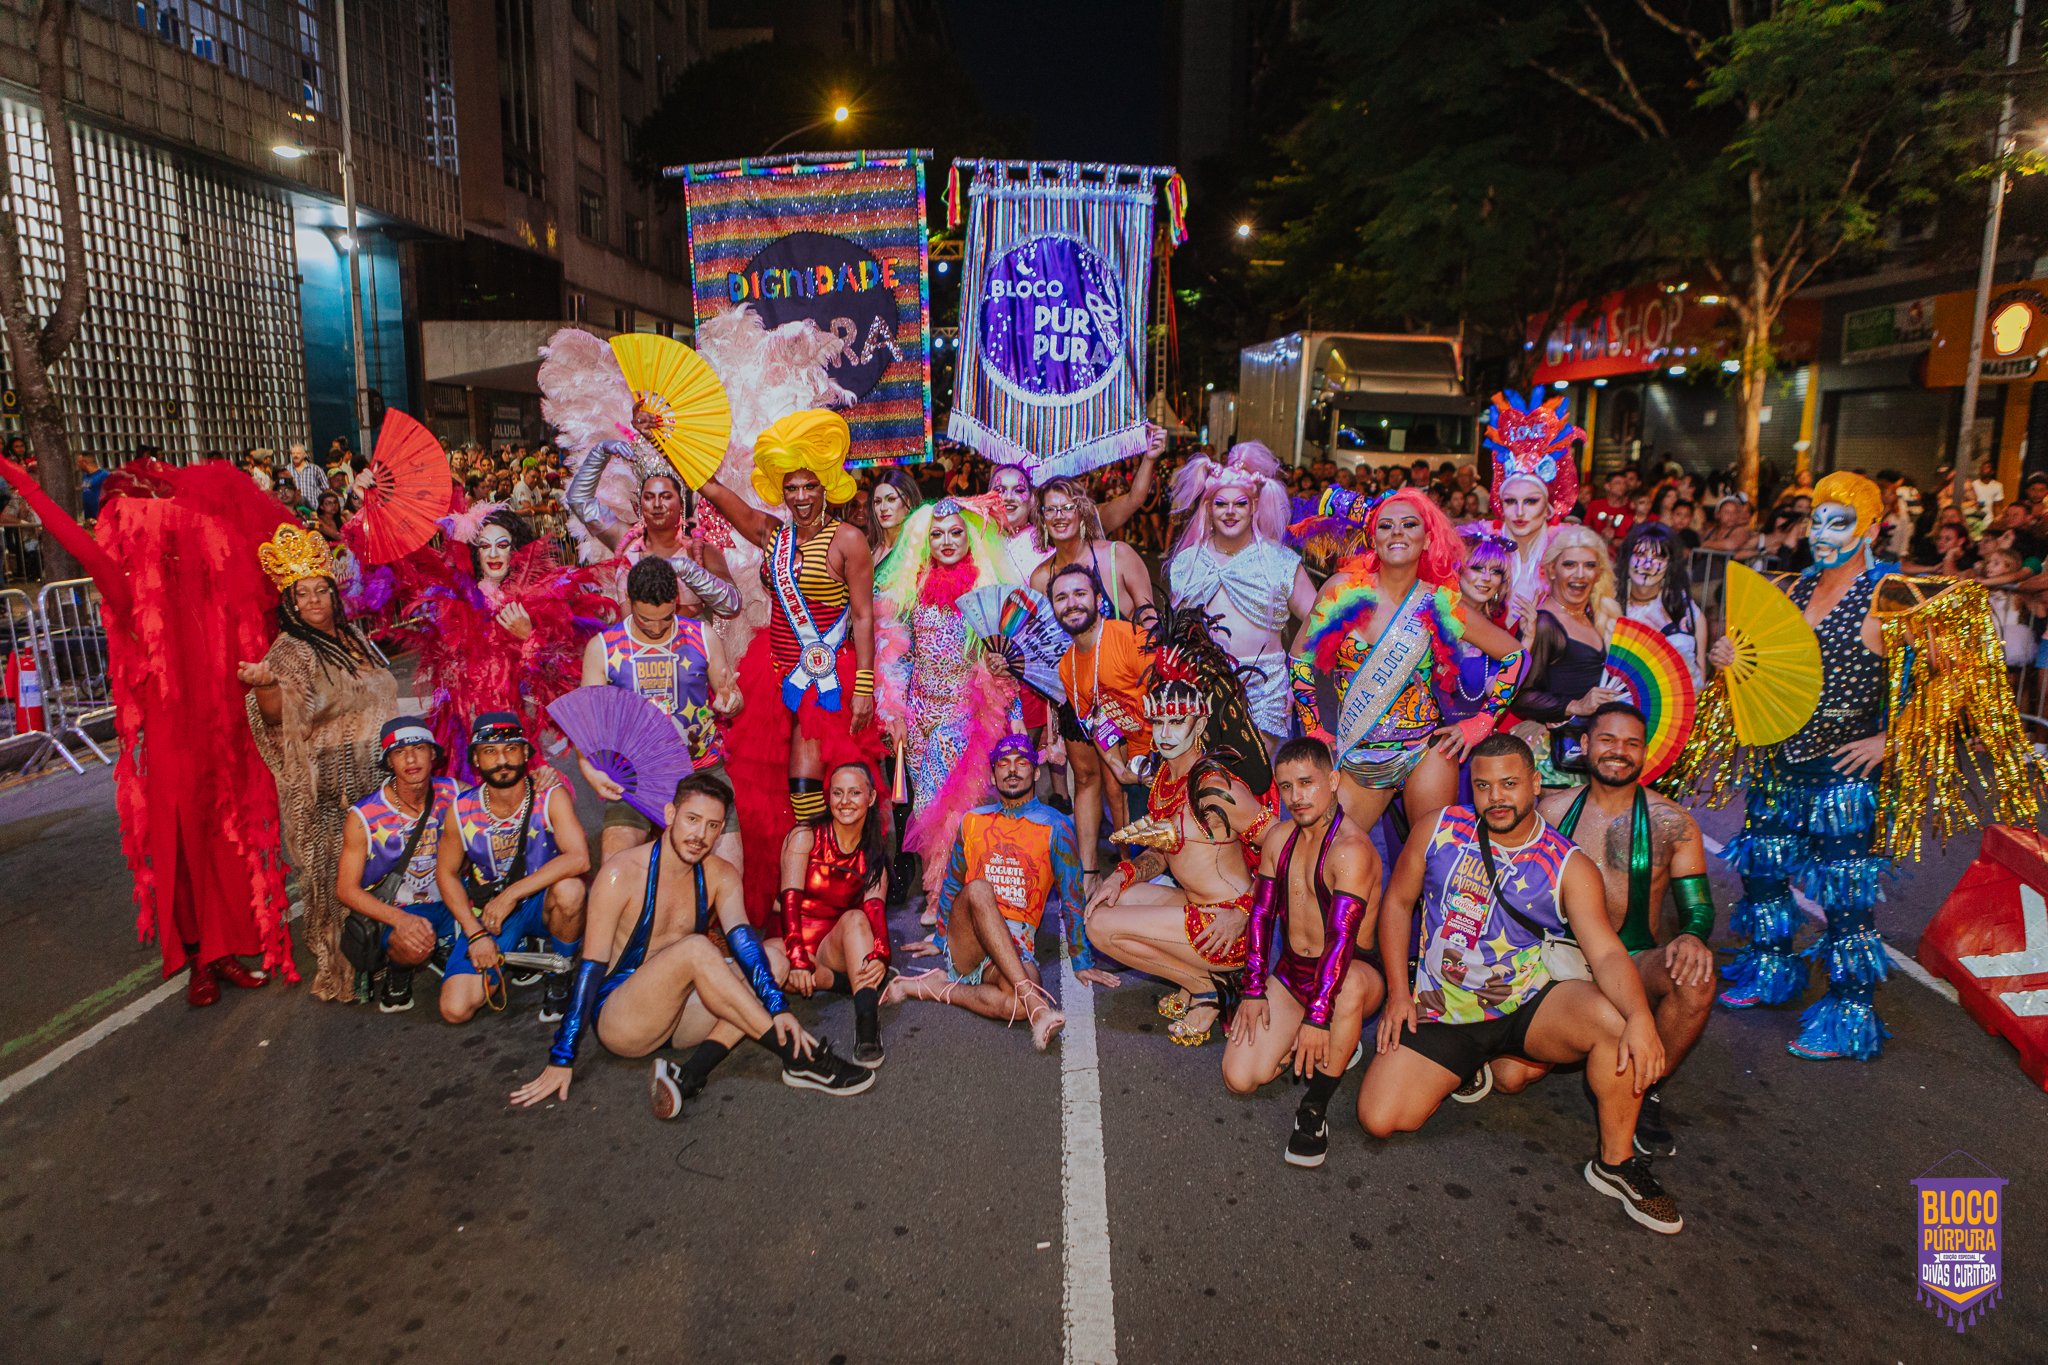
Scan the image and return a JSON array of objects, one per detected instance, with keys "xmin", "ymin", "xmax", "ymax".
[
  {"xmin": 1055, "ymin": 699, "xmax": 1090, "ymax": 744},
  {"xmin": 1402, "ymin": 981, "xmax": 1558, "ymax": 1081}
]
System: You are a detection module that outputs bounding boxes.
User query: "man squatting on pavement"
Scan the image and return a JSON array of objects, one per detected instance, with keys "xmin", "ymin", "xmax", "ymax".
[
  {"xmin": 512, "ymin": 771, "xmax": 874, "ymax": 1114},
  {"xmin": 1360, "ymin": 731, "xmax": 1685, "ymax": 1235},
  {"xmin": 1224, "ymin": 737, "xmax": 1387, "ymax": 1169}
]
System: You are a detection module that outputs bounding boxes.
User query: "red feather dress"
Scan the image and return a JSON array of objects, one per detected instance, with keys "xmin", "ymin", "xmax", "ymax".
[
  {"xmin": 0, "ymin": 458, "xmax": 295, "ymax": 978},
  {"xmin": 368, "ymin": 534, "xmax": 615, "ymax": 780}
]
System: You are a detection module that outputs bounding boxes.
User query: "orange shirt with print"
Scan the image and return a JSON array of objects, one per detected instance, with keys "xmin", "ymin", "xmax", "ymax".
[{"xmin": 1057, "ymin": 619, "xmax": 1153, "ymax": 756}]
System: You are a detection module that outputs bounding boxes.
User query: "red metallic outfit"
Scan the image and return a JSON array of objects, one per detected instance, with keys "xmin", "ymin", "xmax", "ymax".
[{"xmin": 777, "ymin": 827, "xmax": 889, "ymax": 973}]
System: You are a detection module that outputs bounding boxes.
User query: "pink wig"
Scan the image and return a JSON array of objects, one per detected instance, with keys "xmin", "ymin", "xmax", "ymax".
[
  {"xmin": 1354, "ymin": 489, "xmax": 1464, "ymax": 585},
  {"xmin": 1168, "ymin": 441, "xmax": 1290, "ymax": 556}
]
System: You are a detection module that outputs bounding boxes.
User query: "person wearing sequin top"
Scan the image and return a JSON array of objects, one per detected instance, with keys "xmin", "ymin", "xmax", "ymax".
[{"xmin": 1708, "ymin": 473, "xmax": 1897, "ymax": 1061}]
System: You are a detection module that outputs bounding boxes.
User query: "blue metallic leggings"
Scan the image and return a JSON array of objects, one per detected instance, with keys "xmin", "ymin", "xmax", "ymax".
[{"xmin": 1719, "ymin": 759, "xmax": 1892, "ymax": 1060}]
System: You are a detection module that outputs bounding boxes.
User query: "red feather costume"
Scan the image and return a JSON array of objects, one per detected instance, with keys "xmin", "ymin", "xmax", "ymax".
[
  {"xmin": 349, "ymin": 507, "xmax": 614, "ymax": 781},
  {"xmin": 0, "ymin": 457, "xmax": 294, "ymax": 978}
]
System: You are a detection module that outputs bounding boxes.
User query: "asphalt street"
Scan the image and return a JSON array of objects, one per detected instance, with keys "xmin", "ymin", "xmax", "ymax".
[{"xmin": 3, "ymin": 753, "xmax": 2044, "ymax": 1365}]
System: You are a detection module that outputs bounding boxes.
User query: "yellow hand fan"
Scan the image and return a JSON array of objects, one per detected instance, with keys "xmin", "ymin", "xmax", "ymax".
[
  {"xmin": 1719, "ymin": 560, "xmax": 1823, "ymax": 745},
  {"xmin": 608, "ymin": 333, "xmax": 733, "ymax": 490}
]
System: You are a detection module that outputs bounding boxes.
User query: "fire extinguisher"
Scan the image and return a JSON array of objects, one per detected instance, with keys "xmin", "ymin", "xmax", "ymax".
[{"xmin": 6, "ymin": 648, "xmax": 43, "ymax": 733}]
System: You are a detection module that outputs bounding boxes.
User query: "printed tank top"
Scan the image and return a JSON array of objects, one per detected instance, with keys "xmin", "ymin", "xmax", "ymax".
[
  {"xmin": 599, "ymin": 617, "xmax": 722, "ymax": 766},
  {"xmin": 352, "ymin": 776, "xmax": 456, "ymax": 903},
  {"xmin": 1415, "ymin": 806, "xmax": 1580, "ymax": 1024}
]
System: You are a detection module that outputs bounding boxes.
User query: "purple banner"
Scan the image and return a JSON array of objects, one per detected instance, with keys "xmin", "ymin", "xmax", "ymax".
[
  {"xmin": 981, "ymin": 234, "xmax": 1126, "ymax": 404},
  {"xmin": 1914, "ymin": 1171, "xmax": 2005, "ymax": 1332}
]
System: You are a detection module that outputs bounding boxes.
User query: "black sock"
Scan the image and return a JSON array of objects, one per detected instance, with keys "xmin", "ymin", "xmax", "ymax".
[
  {"xmin": 677, "ymin": 1039, "xmax": 730, "ymax": 1090},
  {"xmin": 853, "ymin": 986, "xmax": 880, "ymax": 1033},
  {"xmin": 1302, "ymin": 1065, "xmax": 1342, "ymax": 1112},
  {"xmin": 754, "ymin": 1027, "xmax": 801, "ymax": 1066}
]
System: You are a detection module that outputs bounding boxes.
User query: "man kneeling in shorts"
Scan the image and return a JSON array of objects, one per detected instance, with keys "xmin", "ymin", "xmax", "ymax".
[
  {"xmin": 1223, "ymin": 737, "xmax": 1385, "ymax": 1168},
  {"xmin": 1359, "ymin": 732, "xmax": 1684, "ymax": 1234},
  {"xmin": 510, "ymin": 772, "xmax": 873, "ymax": 1115}
]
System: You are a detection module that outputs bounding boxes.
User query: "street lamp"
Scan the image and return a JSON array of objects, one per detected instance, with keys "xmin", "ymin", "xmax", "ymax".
[
  {"xmin": 765, "ymin": 104, "xmax": 854, "ymax": 155},
  {"xmin": 272, "ymin": 0, "xmax": 371, "ymax": 463},
  {"xmin": 1235, "ymin": 222, "xmax": 1253, "ymax": 239}
]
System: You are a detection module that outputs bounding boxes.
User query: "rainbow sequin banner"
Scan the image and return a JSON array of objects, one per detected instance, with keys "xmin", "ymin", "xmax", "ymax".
[
  {"xmin": 675, "ymin": 150, "xmax": 933, "ymax": 470},
  {"xmin": 946, "ymin": 159, "xmax": 1178, "ymax": 486}
]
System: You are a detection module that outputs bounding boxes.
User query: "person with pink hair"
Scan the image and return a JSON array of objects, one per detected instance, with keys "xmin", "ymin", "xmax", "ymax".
[
  {"xmin": 1165, "ymin": 442, "xmax": 1319, "ymax": 751},
  {"xmin": 1287, "ymin": 489, "xmax": 1527, "ymax": 834}
]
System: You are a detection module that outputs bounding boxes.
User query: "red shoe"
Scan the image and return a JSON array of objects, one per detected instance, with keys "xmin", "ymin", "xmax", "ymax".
[
  {"xmin": 187, "ymin": 957, "xmax": 221, "ymax": 1008},
  {"xmin": 211, "ymin": 957, "xmax": 269, "ymax": 990}
]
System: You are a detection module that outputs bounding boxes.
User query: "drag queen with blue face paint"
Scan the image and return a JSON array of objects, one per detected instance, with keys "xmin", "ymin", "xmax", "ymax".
[{"xmin": 1694, "ymin": 472, "xmax": 2039, "ymax": 1060}]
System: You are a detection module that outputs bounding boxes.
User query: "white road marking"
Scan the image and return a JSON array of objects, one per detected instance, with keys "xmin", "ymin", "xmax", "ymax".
[
  {"xmin": 0, "ymin": 900, "xmax": 304, "ymax": 1106},
  {"xmin": 1701, "ymin": 836, "xmax": 1961, "ymax": 1002},
  {"xmin": 1057, "ymin": 943, "xmax": 1117, "ymax": 1365},
  {"xmin": 0, "ymin": 975, "xmax": 184, "ymax": 1105}
]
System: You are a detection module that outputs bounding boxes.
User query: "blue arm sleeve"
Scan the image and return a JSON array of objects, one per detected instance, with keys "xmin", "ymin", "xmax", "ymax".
[
  {"xmin": 726, "ymin": 923, "xmax": 788, "ymax": 1016},
  {"xmin": 547, "ymin": 958, "xmax": 605, "ymax": 1067},
  {"xmin": 934, "ymin": 835, "xmax": 967, "ymax": 934},
  {"xmin": 1049, "ymin": 812, "xmax": 1097, "ymax": 970}
]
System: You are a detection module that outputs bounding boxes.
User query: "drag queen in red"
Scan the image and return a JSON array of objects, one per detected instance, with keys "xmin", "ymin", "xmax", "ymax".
[
  {"xmin": 0, "ymin": 454, "xmax": 291, "ymax": 1004},
  {"xmin": 354, "ymin": 503, "xmax": 613, "ymax": 777},
  {"xmin": 778, "ymin": 760, "xmax": 893, "ymax": 1068}
]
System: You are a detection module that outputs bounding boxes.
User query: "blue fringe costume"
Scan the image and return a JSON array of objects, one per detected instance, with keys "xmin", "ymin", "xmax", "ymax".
[{"xmin": 1717, "ymin": 565, "xmax": 1895, "ymax": 1061}]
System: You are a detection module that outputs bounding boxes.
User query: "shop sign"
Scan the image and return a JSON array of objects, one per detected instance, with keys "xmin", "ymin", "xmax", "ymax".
[
  {"xmin": 1843, "ymin": 296, "xmax": 1936, "ymax": 363},
  {"xmin": 1925, "ymin": 283, "xmax": 2048, "ymax": 387}
]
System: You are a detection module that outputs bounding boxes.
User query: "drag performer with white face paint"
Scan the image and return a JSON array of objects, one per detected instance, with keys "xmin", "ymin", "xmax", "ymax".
[
  {"xmin": 1166, "ymin": 442, "xmax": 1318, "ymax": 753},
  {"xmin": 1685, "ymin": 471, "xmax": 2041, "ymax": 1060},
  {"xmin": 1479, "ymin": 391, "xmax": 1584, "ymax": 634},
  {"xmin": 356, "ymin": 503, "xmax": 614, "ymax": 780},
  {"xmin": 1084, "ymin": 606, "xmax": 1280, "ymax": 1047}
]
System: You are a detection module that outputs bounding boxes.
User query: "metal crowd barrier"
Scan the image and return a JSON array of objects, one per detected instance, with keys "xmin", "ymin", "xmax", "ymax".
[{"xmin": 0, "ymin": 577, "xmax": 112, "ymax": 779}]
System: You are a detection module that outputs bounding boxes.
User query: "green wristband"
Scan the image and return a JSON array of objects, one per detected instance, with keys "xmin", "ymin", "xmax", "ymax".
[{"xmin": 1672, "ymin": 874, "xmax": 1715, "ymax": 943}]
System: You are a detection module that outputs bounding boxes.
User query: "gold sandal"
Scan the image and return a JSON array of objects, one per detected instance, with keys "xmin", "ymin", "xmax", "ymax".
[
  {"xmin": 1166, "ymin": 992, "xmax": 1220, "ymax": 1046},
  {"xmin": 1157, "ymin": 987, "xmax": 1191, "ymax": 1020}
]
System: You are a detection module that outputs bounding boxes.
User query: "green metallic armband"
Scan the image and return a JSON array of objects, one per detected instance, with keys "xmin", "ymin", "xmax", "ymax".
[{"xmin": 1672, "ymin": 873, "xmax": 1715, "ymax": 943}]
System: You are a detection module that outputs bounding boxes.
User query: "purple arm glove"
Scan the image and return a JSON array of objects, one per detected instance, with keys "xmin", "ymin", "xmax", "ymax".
[
  {"xmin": 1306, "ymin": 891, "xmax": 1369, "ymax": 1027},
  {"xmin": 1242, "ymin": 874, "xmax": 1280, "ymax": 999}
]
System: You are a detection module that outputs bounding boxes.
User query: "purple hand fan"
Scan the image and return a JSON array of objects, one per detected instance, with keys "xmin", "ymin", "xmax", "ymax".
[{"xmin": 547, "ymin": 686, "xmax": 697, "ymax": 826}]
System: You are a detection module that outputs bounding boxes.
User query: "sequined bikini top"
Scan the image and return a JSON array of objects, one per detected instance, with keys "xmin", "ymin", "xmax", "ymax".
[{"xmin": 1780, "ymin": 566, "xmax": 1891, "ymax": 763}]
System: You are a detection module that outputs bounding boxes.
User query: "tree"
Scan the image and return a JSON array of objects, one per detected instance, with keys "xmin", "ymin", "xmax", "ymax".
[
  {"xmin": 628, "ymin": 41, "xmax": 1027, "ymax": 225},
  {"xmin": 0, "ymin": 0, "xmax": 89, "ymax": 580},
  {"xmin": 1530, "ymin": 0, "xmax": 2011, "ymax": 497}
]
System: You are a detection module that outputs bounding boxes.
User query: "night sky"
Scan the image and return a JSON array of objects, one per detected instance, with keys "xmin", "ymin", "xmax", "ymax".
[{"xmin": 941, "ymin": 0, "xmax": 1165, "ymax": 164}]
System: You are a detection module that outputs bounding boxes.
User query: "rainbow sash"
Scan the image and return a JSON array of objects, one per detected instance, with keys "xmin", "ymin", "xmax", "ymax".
[{"xmin": 1334, "ymin": 582, "xmax": 1435, "ymax": 761}]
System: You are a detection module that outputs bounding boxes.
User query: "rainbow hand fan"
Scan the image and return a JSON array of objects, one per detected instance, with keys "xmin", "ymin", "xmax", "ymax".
[
  {"xmin": 1720, "ymin": 561, "xmax": 1823, "ymax": 745},
  {"xmin": 1601, "ymin": 616, "xmax": 1698, "ymax": 781},
  {"xmin": 957, "ymin": 584, "xmax": 1069, "ymax": 702},
  {"xmin": 547, "ymin": 686, "xmax": 697, "ymax": 826},
  {"xmin": 609, "ymin": 333, "xmax": 733, "ymax": 491}
]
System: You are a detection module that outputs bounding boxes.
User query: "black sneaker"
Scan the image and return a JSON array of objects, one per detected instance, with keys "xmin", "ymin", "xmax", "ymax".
[
  {"xmin": 377, "ymin": 964, "xmax": 415, "ymax": 1014},
  {"xmin": 539, "ymin": 971, "xmax": 570, "ymax": 1023},
  {"xmin": 1451, "ymin": 1063, "xmax": 1493, "ymax": 1104},
  {"xmin": 424, "ymin": 940, "xmax": 452, "ymax": 978},
  {"xmin": 1634, "ymin": 1083, "xmax": 1677, "ymax": 1157},
  {"xmin": 1285, "ymin": 1102, "xmax": 1330, "ymax": 1168},
  {"xmin": 1584, "ymin": 1155, "xmax": 1684, "ymax": 1234},
  {"xmin": 853, "ymin": 1015, "xmax": 885, "ymax": 1070},
  {"xmin": 780, "ymin": 1040, "xmax": 877, "ymax": 1096},
  {"xmin": 507, "ymin": 938, "xmax": 544, "ymax": 987},
  {"xmin": 649, "ymin": 1059, "xmax": 701, "ymax": 1120}
]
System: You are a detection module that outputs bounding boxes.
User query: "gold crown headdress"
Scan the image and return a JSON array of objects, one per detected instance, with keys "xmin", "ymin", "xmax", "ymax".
[{"xmin": 258, "ymin": 522, "xmax": 337, "ymax": 590}]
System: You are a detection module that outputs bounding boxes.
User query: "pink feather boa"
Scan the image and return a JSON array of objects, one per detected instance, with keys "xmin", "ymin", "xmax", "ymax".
[{"xmin": 901, "ymin": 657, "xmax": 1020, "ymax": 901}]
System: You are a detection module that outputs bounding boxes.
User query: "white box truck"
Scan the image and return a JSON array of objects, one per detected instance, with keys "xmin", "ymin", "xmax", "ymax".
[{"xmin": 1236, "ymin": 332, "xmax": 1480, "ymax": 470}]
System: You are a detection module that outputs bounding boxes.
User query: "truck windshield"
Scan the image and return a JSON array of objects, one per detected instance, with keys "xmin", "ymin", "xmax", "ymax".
[{"xmin": 1335, "ymin": 411, "xmax": 1473, "ymax": 455}]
